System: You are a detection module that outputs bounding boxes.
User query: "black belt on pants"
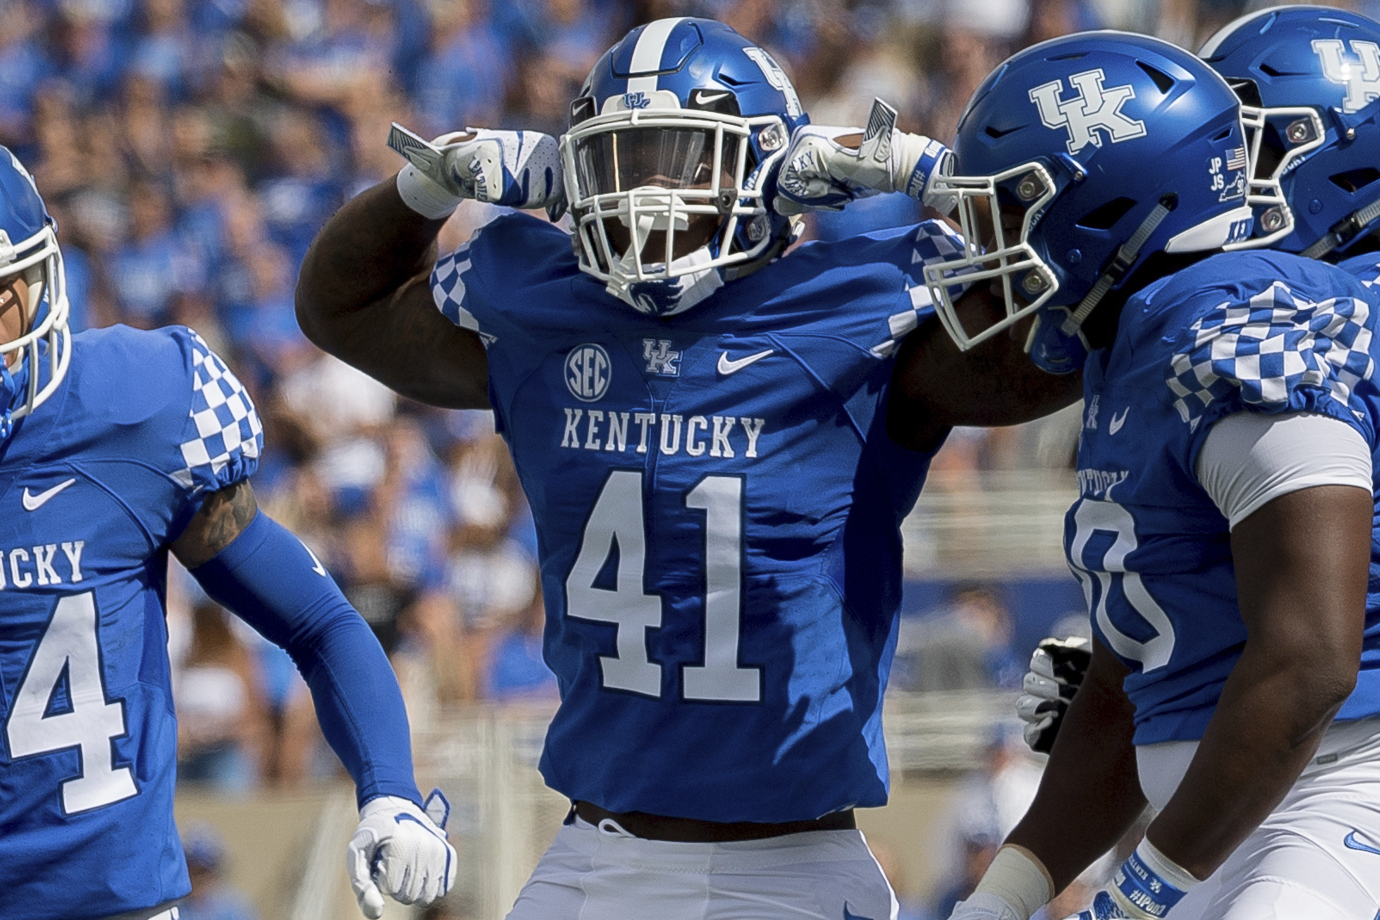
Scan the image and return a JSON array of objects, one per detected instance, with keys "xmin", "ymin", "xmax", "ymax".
[{"xmin": 571, "ymin": 800, "xmax": 857, "ymax": 843}]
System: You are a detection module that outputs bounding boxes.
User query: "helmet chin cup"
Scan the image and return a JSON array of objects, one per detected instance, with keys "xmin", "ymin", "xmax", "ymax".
[
  {"xmin": 1025, "ymin": 307, "xmax": 1091, "ymax": 375},
  {"xmin": 606, "ymin": 245, "xmax": 724, "ymax": 317}
]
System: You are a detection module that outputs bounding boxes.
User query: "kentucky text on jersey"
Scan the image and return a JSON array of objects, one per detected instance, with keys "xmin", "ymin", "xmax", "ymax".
[
  {"xmin": 1077, "ymin": 469, "xmax": 1129, "ymax": 500},
  {"xmin": 560, "ymin": 408, "xmax": 766, "ymax": 457},
  {"xmin": 0, "ymin": 541, "xmax": 85, "ymax": 588}
]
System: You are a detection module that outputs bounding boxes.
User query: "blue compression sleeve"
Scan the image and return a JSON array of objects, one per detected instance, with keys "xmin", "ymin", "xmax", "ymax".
[{"xmin": 189, "ymin": 511, "xmax": 422, "ymax": 807}]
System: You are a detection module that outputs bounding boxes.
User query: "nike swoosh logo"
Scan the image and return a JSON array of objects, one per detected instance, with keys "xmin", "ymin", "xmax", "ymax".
[
  {"xmin": 1109, "ymin": 407, "xmax": 1129, "ymax": 435},
  {"xmin": 22, "ymin": 478, "xmax": 77, "ymax": 511},
  {"xmin": 300, "ymin": 538, "xmax": 328, "ymax": 577},
  {"xmin": 694, "ymin": 90, "xmax": 731, "ymax": 105},
  {"xmin": 1345, "ymin": 830, "xmax": 1380, "ymax": 855},
  {"xmin": 842, "ymin": 905, "xmax": 874, "ymax": 920},
  {"xmin": 717, "ymin": 349, "xmax": 774, "ymax": 375}
]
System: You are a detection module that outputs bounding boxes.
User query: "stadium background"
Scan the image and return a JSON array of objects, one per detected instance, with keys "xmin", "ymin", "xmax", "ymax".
[{"xmin": 4, "ymin": 0, "xmax": 1370, "ymax": 917}]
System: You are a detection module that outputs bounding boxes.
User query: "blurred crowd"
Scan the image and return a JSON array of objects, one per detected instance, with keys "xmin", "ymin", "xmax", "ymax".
[{"xmin": 8, "ymin": 0, "xmax": 1371, "ymax": 826}]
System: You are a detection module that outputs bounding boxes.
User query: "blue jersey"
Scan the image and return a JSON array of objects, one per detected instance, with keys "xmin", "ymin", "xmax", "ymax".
[
  {"xmin": 1338, "ymin": 249, "xmax": 1380, "ymax": 290},
  {"xmin": 432, "ymin": 213, "xmax": 958, "ymax": 822},
  {"xmin": 1068, "ymin": 250, "xmax": 1380, "ymax": 745},
  {"xmin": 0, "ymin": 326, "xmax": 262, "ymax": 919}
]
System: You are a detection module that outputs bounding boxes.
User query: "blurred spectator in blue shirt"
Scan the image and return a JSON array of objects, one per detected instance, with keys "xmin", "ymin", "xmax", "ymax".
[
  {"xmin": 413, "ymin": 0, "xmax": 509, "ymax": 137},
  {"xmin": 110, "ymin": 178, "xmax": 205, "ymax": 326},
  {"xmin": 257, "ymin": 110, "xmax": 345, "ymax": 265},
  {"xmin": 180, "ymin": 823, "xmax": 260, "ymax": 920},
  {"xmin": 0, "ymin": 1, "xmax": 55, "ymax": 152}
]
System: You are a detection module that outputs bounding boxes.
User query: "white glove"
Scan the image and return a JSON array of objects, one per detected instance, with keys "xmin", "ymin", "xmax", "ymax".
[
  {"xmin": 346, "ymin": 788, "xmax": 456, "ymax": 919},
  {"xmin": 775, "ymin": 98, "xmax": 954, "ymax": 215},
  {"xmin": 1015, "ymin": 636, "xmax": 1091, "ymax": 754},
  {"xmin": 1062, "ymin": 842, "xmax": 1198, "ymax": 920},
  {"xmin": 389, "ymin": 122, "xmax": 566, "ymax": 220},
  {"xmin": 947, "ymin": 891, "xmax": 1027, "ymax": 920}
]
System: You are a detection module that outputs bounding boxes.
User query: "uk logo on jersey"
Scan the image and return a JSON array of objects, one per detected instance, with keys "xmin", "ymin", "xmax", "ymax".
[
  {"xmin": 642, "ymin": 339, "xmax": 681, "ymax": 376},
  {"xmin": 1029, "ymin": 69, "xmax": 1147, "ymax": 154},
  {"xmin": 1312, "ymin": 39, "xmax": 1380, "ymax": 113}
]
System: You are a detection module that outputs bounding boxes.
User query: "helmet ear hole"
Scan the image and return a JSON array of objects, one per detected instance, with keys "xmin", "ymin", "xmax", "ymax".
[
  {"xmin": 1077, "ymin": 197, "xmax": 1138, "ymax": 231},
  {"xmin": 1330, "ymin": 167, "xmax": 1380, "ymax": 194}
]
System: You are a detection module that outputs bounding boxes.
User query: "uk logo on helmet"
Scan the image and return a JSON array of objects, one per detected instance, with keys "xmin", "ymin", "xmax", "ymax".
[
  {"xmin": 1311, "ymin": 39, "xmax": 1380, "ymax": 113},
  {"xmin": 622, "ymin": 92, "xmax": 651, "ymax": 110},
  {"xmin": 1029, "ymin": 69, "xmax": 1147, "ymax": 154}
]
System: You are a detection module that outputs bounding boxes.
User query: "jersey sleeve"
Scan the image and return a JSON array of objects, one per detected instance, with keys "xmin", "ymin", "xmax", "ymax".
[
  {"xmin": 432, "ymin": 235, "xmax": 491, "ymax": 342},
  {"xmin": 169, "ymin": 328, "xmax": 264, "ymax": 496},
  {"xmin": 430, "ymin": 213, "xmax": 566, "ymax": 345},
  {"xmin": 1163, "ymin": 280, "xmax": 1376, "ymax": 440}
]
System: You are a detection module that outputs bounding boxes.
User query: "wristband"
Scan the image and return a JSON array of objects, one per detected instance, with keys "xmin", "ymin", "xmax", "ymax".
[
  {"xmin": 973, "ymin": 844, "xmax": 1055, "ymax": 920},
  {"xmin": 1113, "ymin": 839, "xmax": 1199, "ymax": 918},
  {"xmin": 396, "ymin": 164, "xmax": 462, "ymax": 220}
]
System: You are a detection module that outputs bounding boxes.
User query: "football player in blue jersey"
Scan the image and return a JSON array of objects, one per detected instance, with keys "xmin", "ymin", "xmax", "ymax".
[
  {"xmin": 0, "ymin": 148, "xmax": 455, "ymax": 920},
  {"xmin": 1018, "ymin": 6, "xmax": 1380, "ymax": 753},
  {"xmin": 295, "ymin": 16, "xmax": 1080, "ymax": 920},
  {"xmin": 819, "ymin": 27, "xmax": 1380, "ymax": 920}
]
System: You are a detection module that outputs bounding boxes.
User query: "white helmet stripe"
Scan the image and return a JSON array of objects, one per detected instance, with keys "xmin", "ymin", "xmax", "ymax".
[
  {"xmin": 626, "ymin": 17, "xmax": 687, "ymax": 96},
  {"xmin": 1198, "ymin": 5, "xmax": 1313, "ymax": 56}
]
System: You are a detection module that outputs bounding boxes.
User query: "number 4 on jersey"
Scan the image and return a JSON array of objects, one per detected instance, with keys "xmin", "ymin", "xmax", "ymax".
[
  {"xmin": 566, "ymin": 471, "xmax": 761, "ymax": 702},
  {"xmin": 4, "ymin": 592, "xmax": 137, "ymax": 813}
]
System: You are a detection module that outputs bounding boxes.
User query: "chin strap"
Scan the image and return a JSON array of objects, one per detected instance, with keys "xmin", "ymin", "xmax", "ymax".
[
  {"xmin": 1061, "ymin": 198, "xmax": 1175, "ymax": 339},
  {"xmin": 1300, "ymin": 198, "xmax": 1380, "ymax": 261}
]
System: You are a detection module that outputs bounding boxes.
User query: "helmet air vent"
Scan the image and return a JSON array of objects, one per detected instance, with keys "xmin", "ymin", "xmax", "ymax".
[{"xmin": 1136, "ymin": 61, "xmax": 1175, "ymax": 94}]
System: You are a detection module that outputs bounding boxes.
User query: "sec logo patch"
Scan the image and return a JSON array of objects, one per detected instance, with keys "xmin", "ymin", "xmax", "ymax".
[{"xmin": 566, "ymin": 344, "xmax": 611, "ymax": 402}]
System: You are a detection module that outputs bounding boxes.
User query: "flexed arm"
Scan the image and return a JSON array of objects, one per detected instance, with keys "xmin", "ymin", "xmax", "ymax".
[{"xmin": 295, "ymin": 126, "xmax": 563, "ymax": 408}]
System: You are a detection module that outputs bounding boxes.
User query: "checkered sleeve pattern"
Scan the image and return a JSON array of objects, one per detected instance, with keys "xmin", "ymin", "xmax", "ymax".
[
  {"xmin": 173, "ymin": 331, "xmax": 263, "ymax": 493},
  {"xmin": 1166, "ymin": 281, "xmax": 1375, "ymax": 428},
  {"xmin": 870, "ymin": 221, "xmax": 967, "ymax": 358},
  {"xmin": 431, "ymin": 239, "xmax": 496, "ymax": 346}
]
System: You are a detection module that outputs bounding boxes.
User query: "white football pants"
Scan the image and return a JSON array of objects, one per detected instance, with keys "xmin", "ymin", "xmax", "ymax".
[
  {"xmin": 504, "ymin": 816, "xmax": 898, "ymax": 920},
  {"xmin": 1141, "ymin": 719, "xmax": 1380, "ymax": 920}
]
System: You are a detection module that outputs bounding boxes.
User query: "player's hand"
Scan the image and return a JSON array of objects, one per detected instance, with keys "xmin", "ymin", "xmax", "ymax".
[
  {"xmin": 1015, "ymin": 636, "xmax": 1091, "ymax": 754},
  {"xmin": 1061, "ymin": 845, "xmax": 1195, "ymax": 920},
  {"xmin": 946, "ymin": 892, "xmax": 1026, "ymax": 920},
  {"xmin": 346, "ymin": 788, "xmax": 456, "ymax": 919},
  {"xmin": 389, "ymin": 123, "xmax": 567, "ymax": 220},
  {"xmin": 774, "ymin": 99, "xmax": 954, "ymax": 215}
]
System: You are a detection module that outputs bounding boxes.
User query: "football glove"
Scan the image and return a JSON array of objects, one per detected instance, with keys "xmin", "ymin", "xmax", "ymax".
[
  {"xmin": 389, "ymin": 123, "xmax": 566, "ymax": 220},
  {"xmin": 346, "ymin": 788, "xmax": 456, "ymax": 919},
  {"xmin": 774, "ymin": 98, "xmax": 955, "ymax": 215},
  {"xmin": 1015, "ymin": 636, "xmax": 1091, "ymax": 754},
  {"xmin": 1062, "ymin": 843, "xmax": 1197, "ymax": 920}
]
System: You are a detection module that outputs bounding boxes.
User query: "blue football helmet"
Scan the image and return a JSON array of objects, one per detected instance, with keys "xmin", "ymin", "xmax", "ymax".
[
  {"xmin": 1199, "ymin": 6, "xmax": 1380, "ymax": 259},
  {"xmin": 0, "ymin": 147, "xmax": 69, "ymax": 435},
  {"xmin": 924, "ymin": 32, "xmax": 1254, "ymax": 373},
  {"xmin": 560, "ymin": 17, "xmax": 808, "ymax": 316}
]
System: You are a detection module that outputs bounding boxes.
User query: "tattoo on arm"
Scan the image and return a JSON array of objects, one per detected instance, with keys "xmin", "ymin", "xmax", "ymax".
[{"xmin": 170, "ymin": 479, "xmax": 259, "ymax": 569}]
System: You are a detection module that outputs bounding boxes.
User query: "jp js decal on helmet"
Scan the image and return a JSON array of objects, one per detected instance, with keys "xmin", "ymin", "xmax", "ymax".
[
  {"xmin": 1200, "ymin": 6, "xmax": 1380, "ymax": 259},
  {"xmin": 0, "ymin": 147, "xmax": 69, "ymax": 436},
  {"xmin": 923, "ymin": 32, "xmax": 1254, "ymax": 373},
  {"xmin": 561, "ymin": 18, "xmax": 809, "ymax": 317}
]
